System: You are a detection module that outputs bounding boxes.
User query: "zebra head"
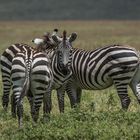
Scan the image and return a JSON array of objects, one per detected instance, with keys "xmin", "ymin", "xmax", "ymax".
[
  {"xmin": 32, "ymin": 29, "xmax": 59, "ymax": 50},
  {"xmin": 52, "ymin": 30, "xmax": 77, "ymax": 75}
]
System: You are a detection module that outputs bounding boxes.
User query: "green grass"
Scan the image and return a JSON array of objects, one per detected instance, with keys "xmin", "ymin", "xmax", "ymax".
[{"xmin": 0, "ymin": 21, "xmax": 140, "ymax": 140}]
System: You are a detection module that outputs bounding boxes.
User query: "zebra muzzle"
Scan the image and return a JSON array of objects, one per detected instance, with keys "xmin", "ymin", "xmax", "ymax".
[{"xmin": 61, "ymin": 66, "xmax": 70, "ymax": 75}]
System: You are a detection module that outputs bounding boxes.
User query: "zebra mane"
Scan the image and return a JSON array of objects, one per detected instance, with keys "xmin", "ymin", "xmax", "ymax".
[
  {"xmin": 63, "ymin": 30, "xmax": 67, "ymax": 40},
  {"xmin": 63, "ymin": 30, "xmax": 67, "ymax": 46}
]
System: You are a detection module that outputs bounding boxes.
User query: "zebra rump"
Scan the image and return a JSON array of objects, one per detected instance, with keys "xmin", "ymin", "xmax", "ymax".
[
  {"xmin": 11, "ymin": 46, "xmax": 53, "ymax": 128},
  {"xmin": 0, "ymin": 43, "xmax": 33, "ymax": 110}
]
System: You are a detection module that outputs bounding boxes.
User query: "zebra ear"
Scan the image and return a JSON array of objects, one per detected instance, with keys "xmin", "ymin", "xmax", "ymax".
[
  {"xmin": 52, "ymin": 35, "xmax": 59, "ymax": 44},
  {"xmin": 69, "ymin": 32, "xmax": 77, "ymax": 43},
  {"xmin": 32, "ymin": 38, "xmax": 44, "ymax": 45},
  {"xmin": 52, "ymin": 35, "xmax": 62, "ymax": 44},
  {"xmin": 52, "ymin": 28, "xmax": 59, "ymax": 36}
]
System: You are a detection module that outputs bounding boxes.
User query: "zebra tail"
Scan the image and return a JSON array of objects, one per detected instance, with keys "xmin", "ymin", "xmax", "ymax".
[
  {"xmin": 19, "ymin": 57, "xmax": 31, "ymax": 103},
  {"xmin": 19, "ymin": 76, "xmax": 30, "ymax": 103}
]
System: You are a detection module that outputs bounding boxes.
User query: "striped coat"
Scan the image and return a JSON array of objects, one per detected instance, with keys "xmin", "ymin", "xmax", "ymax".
[
  {"xmin": 64, "ymin": 45, "xmax": 140, "ymax": 110},
  {"xmin": 11, "ymin": 46, "xmax": 53, "ymax": 128},
  {"xmin": 0, "ymin": 43, "xmax": 33, "ymax": 110}
]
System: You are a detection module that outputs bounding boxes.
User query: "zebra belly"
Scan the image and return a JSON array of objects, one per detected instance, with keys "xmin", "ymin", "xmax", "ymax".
[{"xmin": 72, "ymin": 76, "xmax": 113, "ymax": 90}]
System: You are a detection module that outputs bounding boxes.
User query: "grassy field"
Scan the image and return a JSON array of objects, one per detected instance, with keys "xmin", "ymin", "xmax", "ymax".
[{"xmin": 0, "ymin": 21, "xmax": 140, "ymax": 140}]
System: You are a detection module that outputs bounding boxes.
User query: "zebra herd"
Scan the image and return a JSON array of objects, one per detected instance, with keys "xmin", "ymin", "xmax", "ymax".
[{"xmin": 0, "ymin": 29, "xmax": 140, "ymax": 128}]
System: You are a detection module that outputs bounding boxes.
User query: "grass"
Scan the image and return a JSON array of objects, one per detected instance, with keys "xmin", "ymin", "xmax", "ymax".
[{"xmin": 0, "ymin": 20, "xmax": 140, "ymax": 140}]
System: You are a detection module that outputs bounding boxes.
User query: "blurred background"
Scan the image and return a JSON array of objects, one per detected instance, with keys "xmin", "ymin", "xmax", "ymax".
[
  {"xmin": 0, "ymin": 0, "xmax": 140, "ymax": 51},
  {"xmin": 0, "ymin": 0, "xmax": 140, "ymax": 20}
]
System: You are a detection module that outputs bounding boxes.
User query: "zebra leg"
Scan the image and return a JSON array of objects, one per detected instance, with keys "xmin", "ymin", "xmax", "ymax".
[
  {"xmin": 31, "ymin": 94, "xmax": 44, "ymax": 123},
  {"xmin": 43, "ymin": 89, "xmax": 52, "ymax": 117},
  {"xmin": 31, "ymin": 106, "xmax": 40, "ymax": 123},
  {"xmin": 14, "ymin": 87, "xmax": 25, "ymax": 128},
  {"xmin": 1, "ymin": 77, "xmax": 11, "ymax": 111},
  {"xmin": 66, "ymin": 82, "xmax": 81, "ymax": 108},
  {"xmin": 11, "ymin": 93, "xmax": 17, "ymax": 118},
  {"xmin": 130, "ymin": 83, "xmax": 140, "ymax": 104},
  {"xmin": 17, "ymin": 100, "xmax": 23, "ymax": 129},
  {"xmin": 66, "ymin": 85, "xmax": 78, "ymax": 108},
  {"xmin": 115, "ymin": 83, "xmax": 131, "ymax": 110},
  {"xmin": 76, "ymin": 88, "xmax": 82, "ymax": 104},
  {"xmin": 11, "ymin": 75, "xmax": 27, "ymax": 127},
  {"xmin": 12, "ymin": 84, "xmax": 23, "ymax": 119},
  {"xmin": 129, "ymin": 66, "xmax": 140, "ymax": 104},
  {"xmin": 57, "ymin": 87, "xmax": 65, "ymax": 113}
]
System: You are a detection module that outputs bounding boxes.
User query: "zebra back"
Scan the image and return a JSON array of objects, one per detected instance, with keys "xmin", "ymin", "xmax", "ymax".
[{"xmin": 70, "ymin": 45, "xmax": 139, "ymax": 89}]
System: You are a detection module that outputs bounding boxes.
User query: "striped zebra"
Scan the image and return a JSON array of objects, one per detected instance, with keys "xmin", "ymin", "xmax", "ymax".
[
  {"xmin": 0, "ymin": 29, "xmax": 57, "ymax": 112},
  {"xmin": 11, "ymin": 46, "xmax": 53, "ymax": 128},
  {"xmin": 40, "ymin": 32, "xmax": 140, "ymax": 111},
  {"xmin": 65, "ymin": 45, "xmax": 140, "ymax": 110},
  {"xmin": 32, "ymin": 31, "xmax": 77, "ymax": 113},
  {"xmin": 41, "ymin": 31, "xmax": 77, "ymax": 114},
  {"xmin": 1, "ymin": 30, "xmax": 76, "ymax": 116},
  {"xmin": 0, "ymin": 43, "xmax": 33, "ymax": 111}
]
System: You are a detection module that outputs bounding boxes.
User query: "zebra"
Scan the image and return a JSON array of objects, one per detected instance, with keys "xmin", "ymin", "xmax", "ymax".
[
  {"xmin": 1, "ymin": 30, "xmax": 77, "ymax": 116},
  {"xmin": 41, "ymin": 31, "xmax": 77, "ymax": 114},
  {"xmin": 0, "ymin": 43, "xmax": 33, "ymax": 111},
  {"xmin": 39, "ymin": 32, "xmax": 140, "ymax": 111},
  {"xmin": 32, "ymin": 31, "xmax": 78, "ymax": 113},
  {"xmin": 0, "ymin": 29, "xmax": 57, "ymax": 112},
  {"xmin": 65, "ymin": 45, "xmax": 140, "ymax": 110},
  {"xmin": 10, "ymin": 30, "xmax": 75, "ymax": 127},
  {"xmin": 11, "ymin": 46, "xmax": 53, "ymax": 128}
]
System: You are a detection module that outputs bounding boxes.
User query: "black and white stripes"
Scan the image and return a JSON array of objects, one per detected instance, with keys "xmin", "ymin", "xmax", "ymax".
[
  {"xmin": 11, "ymin": 46, "xmax": 53, "ymax": 128},
  {"xmin": 43, "ymin": 31, "xmax": 77, "ymax": 113},
  {"xmin": 0, "ymin": 43, "xmax": 33, "ymax": 110},
  {"xmin": 32, "ymin": 33, "xmax": 140, "ymax": 111},
  {"xmin": 66, "ymin": 45, "xmax": 140, "ymax": 109},
  {"xmin": 0, "ymin": 30, "xmax": 76, "ymax": 122}
]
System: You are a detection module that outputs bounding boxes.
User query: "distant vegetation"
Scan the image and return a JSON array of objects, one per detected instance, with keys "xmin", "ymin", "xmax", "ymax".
[{"xmin": 0, "ymin": 0, "xmax": 140, "ymax": 20}]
